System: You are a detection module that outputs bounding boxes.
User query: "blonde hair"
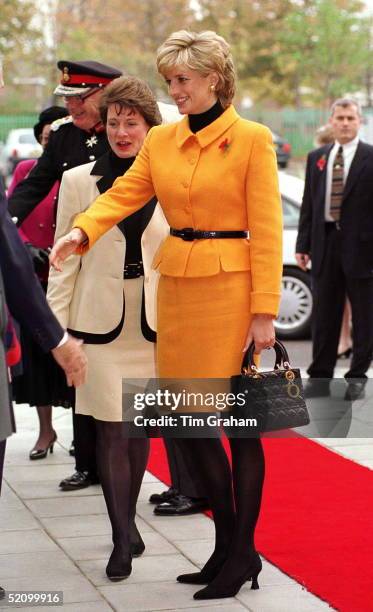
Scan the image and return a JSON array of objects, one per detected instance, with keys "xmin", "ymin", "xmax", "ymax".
[{"xmin": 156, "ymin": 30, "xmax": 235, "ymax": 109}]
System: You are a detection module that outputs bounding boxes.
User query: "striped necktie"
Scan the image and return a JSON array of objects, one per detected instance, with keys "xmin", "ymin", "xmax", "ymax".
[{"xmin": 330, "ymin": 146, "xmax": 344, "ymax": 221}]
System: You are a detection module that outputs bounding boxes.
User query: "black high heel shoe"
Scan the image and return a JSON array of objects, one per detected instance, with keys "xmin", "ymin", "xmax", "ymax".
[
  {"xmin": 177, "ymin": 553, "xmax": 226, "ymax": 584},
  {"xmin": 106, "ymin": 547, "xmax": 132, "ymax": 581},
  {"xmin": 337, "ymin": 347, "xmax": 352, "ymax": 359},
  {"xmin": 29, "ymin": 431, "xmax": 57, "ymax": 460},
  {"xmin": 193, "ymin": 552, "xmax": 262, "ymax": 600}
]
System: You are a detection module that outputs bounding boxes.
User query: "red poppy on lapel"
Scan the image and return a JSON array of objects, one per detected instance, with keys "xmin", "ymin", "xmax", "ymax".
[
  {"xmin": 219, "ymin": 138, "xmax": 230, "ymax": 153},
  {"xmin": 316, "ymin": 154, "xmax": 327, "ymax": 171}
]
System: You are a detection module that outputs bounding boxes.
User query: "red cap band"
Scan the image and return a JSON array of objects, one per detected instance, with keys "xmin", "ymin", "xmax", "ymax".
[{"xmin": 61, "ymin": 74, "xmax": 113, "ymax": 86}]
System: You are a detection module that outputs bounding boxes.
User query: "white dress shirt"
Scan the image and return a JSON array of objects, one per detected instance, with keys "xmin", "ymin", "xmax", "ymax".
[{"xmin": 324, "ymin": 135, "xmax": 359, "ymax": 221}]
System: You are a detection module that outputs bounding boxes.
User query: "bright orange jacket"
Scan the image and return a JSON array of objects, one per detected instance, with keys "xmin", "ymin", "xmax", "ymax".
[{"xmin": 74, "ymin": 105, "xmax": 283, "ymax": 315}]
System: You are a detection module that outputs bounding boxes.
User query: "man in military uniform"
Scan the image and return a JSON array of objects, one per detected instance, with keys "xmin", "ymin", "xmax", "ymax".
[{"xmin": 8, "ymin": 60, "xmax": 122, "ymax": 492}]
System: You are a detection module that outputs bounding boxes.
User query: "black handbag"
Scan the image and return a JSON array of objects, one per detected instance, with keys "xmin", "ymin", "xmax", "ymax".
[{"xmin": 230, "ymin": 339, "xmax": 310, "ymax": 432}]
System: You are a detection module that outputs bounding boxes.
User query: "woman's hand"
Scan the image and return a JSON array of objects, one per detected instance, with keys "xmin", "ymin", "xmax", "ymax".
[
  {"xmin": 244, "ymin": 314, "xmax": 276, "ymax": 353},
  {"xmin": 49, "ymin": 228, "xmax": 87, "ymax": 272}
]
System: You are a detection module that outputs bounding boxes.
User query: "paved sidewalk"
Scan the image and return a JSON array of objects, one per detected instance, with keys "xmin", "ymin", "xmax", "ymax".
[{"xmin": 2, "ymin": 403, "xmax": 367, "ymax": 611}]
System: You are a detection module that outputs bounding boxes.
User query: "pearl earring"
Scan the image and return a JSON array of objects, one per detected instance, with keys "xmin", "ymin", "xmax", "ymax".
[{"xmin": 210, "ymin": 84, "xmax": 216, "ymax": 92}]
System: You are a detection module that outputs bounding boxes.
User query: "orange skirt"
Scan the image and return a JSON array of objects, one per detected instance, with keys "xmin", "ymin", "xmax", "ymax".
[{"xmin": 156, "ymin": 270, "xmax": 252, "ymax": 412}]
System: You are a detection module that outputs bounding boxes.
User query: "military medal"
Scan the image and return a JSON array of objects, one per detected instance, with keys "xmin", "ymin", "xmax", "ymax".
[{"xmin": 86, "ymin": 135, "xmax": 98, "ymax": 148}]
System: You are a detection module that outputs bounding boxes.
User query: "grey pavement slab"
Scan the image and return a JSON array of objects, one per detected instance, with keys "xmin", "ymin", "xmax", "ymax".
[
  {"xmin": 168, "ymin": 603, "xmax": 248, "ymax": 612},
  {"xmin": 41, "ymin": 513, "xmax": 151, "ymax": 539},
  {"xmin": 99, "ymin": 581, "xmax": 237, "ymax": 611},
  {"xmin": 24, "ymin": 494, "xmax": 108, "ymax": 518},
  {"xmin": 4, "ymin": 603, "xmax": 114, "ymax": 612},
  {"xmin": 0, "ymin": 504, "xmax": 40, "ymax": 532},
  {"xmin": 0, "ymin": 529, "xmax": 58, "ymax": 555},
  {"xmin": 57, "ymin": 530, "xmax": 178, "ymax": 562},
  {"xmin": 79, "ymin": 553, "xmax": 197, "ymax": 586},
  {"xmin": 166, "ymin": 607, "xmax": 248, "ymax": 612},
  {"xmin": 237, "ymin": 584, "xmax": 333, "ymax": 611},
  {"xmin": 145, "ymin": 514, "xmax": 215, "ymax": 542},
  {"xmin": 9, "ymin": 479, "xmax": 102, "ymax": 499},
  {"xmin": 0, "ymin": 401, "xmax": 338, "ymax": 611},
  {"xmin": 4, "ymin": 464, "xmax": 77, "ymax": 483},
  {"xmin": 0, "ymin": 552, "xmax": 100, "ymax": 604}
]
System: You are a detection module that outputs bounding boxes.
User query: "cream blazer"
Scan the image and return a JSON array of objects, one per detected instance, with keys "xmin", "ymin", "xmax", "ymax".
[{"xmin": 47, "ymin": 160, "xmax": 168, "ymax": 338}]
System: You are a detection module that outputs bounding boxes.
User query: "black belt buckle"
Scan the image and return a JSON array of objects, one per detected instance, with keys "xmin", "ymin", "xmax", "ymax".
[{"xmin": 179, "ymin": 227, "xmax": 195, "ymax": 241}]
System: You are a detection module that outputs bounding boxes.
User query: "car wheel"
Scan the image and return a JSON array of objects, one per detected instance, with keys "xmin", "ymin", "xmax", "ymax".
[{"xmin": 275, "ymin": 267, "xmax": 312, "ymax": 339}]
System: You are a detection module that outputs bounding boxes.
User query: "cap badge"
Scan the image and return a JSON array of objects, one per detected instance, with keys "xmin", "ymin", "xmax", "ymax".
[{"xmin": 62, "ymin": 67, "xmax": 70, "ymax": 83}]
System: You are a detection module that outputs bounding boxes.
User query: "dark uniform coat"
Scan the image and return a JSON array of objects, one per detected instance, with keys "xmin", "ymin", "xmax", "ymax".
[
  {"xmin": 8, "ymin": 117, "xmax": 109, "ymax": 225},
  {"xmin": 0, "ymin": 181, "xmax": 64, "ymax": 443}
]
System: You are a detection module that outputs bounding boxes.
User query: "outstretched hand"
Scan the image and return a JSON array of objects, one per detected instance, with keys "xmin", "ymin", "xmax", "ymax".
[{"xmin": 49, "ymin": 228, "xmax": 87, "ymax": 272}]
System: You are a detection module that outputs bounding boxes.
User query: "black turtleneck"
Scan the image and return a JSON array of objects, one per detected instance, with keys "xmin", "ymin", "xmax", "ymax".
[
  {"xmin": 188, "ymin": 100, "xmax": 224, "ymax": 134},
  {"xmin": 109, "ymin": 150, "xmax": 135, "ymax": 179},
  {"xmin": 103, "ymin": 151, "xmax": 157, "ymax": 267}
]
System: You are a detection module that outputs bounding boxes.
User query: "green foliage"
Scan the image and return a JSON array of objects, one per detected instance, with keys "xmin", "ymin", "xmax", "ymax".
[
  {"xmin": 1, "ymin": 0, "xmax": 373, "ymax": 111},
  {"xmin": 277, "ymin": 0, "xmax": 369, "ymax": 106}
]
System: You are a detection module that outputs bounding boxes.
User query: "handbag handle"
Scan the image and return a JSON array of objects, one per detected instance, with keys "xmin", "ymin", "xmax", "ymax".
[{"xmin": 242, "ymin": 339, "xmax": 291, "ymax": 374}]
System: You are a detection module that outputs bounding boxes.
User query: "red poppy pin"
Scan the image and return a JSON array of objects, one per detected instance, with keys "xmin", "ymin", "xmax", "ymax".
[
  {"xmin": 219, "ymin": 138, "xmax": 230, "ymax": 154},
  {"xmin": 317, "ymin": 154, "xmax": 326, "ymax": 171}
]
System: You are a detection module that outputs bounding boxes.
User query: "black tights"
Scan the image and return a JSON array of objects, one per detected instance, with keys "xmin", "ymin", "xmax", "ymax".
[
  {"xmin": 95, "ymin": 420, "xmax": 149, "ymax": 557},
  {"xmin": 175, "ymin": 436, "xmax": 264, "ymax": 571}
]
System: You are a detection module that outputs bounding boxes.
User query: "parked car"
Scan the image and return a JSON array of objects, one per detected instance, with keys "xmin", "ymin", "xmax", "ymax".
[
  {"xmin": 272, "ymin": 132, "xmax": 291, "ymax": 168},
  {"xmin": 0, "ymin": 128, "xmax": 42, "ymax": 179},
  {"xmin": 276, "ymin": 171, "xmax": 312, "ymax": 340}
]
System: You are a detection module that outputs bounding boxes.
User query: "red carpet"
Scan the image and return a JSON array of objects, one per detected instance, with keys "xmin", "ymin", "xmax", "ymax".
[{"xmin": 148, "ymin": 437, "xmax": 373, "ymax": 612}]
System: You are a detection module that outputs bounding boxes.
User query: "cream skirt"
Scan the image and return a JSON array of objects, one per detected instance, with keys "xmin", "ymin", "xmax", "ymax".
[{"xmin": 76, "ymin": 277, "xmax": 156, "ymax": 422}]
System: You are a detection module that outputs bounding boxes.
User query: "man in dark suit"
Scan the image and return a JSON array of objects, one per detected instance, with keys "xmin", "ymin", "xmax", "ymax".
[
  {"xmin": 0, "ymin": 178, "xmax": 87, "ymax": 600},
  {"xmin": 296, "ymin": 98, "xmax": 373, "ymax": 400}
]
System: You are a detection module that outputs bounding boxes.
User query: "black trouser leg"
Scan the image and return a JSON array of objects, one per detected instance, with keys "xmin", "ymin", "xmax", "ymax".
[
  {"xmin": 163, "ymin": 437, "xmax": 206, "ymax": 499},
  {"xmin": 345, "ymin": 276, "xmax": 373, "ymax": 379},
  {"xmin": 72, "ymin": 408, "xmax": 98, "ymax": 477},
  {"xmin": 308, "ymin": 228, "xmax": 346, "ymax": 379},
  {"xmin": 0, "ymin": 439, "xmax": 6, "ymax": 496},
  {"xmin": 174, "ymin": 438, "xmax": 235, "ymax": 569}
]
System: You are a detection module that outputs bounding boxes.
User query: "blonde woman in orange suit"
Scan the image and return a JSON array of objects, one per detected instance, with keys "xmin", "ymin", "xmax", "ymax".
[{"xmin": 50, "ymin": 30, "xmax": 283, "ymax": 601}]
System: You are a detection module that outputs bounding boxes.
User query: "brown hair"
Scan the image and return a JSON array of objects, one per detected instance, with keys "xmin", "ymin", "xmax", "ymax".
[
  {"xmin": 99, "ymin": 76, "xmax": 162, "ymax": 127},
  {"xmin": 315, "ymin": 124, "xmax": 335, "ymax": 146},
  {"xmin": 156, "ymin": 30, "xmax": 235, "ymax": 109}
]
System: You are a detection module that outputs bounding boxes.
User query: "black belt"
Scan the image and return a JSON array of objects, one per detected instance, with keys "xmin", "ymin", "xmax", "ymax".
[
  {"xmin": 123, "ymin": 261, "xmax": 144, "ymax": 279},
  {"xmin": 325, "ymin": 221, "xmax": 341, "ymax": 231},
  {"xmin": 170, "ymin": 227, "xmax": 248, "ymax": 242}
]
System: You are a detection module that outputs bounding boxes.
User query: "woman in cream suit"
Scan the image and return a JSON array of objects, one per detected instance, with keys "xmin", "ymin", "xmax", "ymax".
[
  {"xmin": 47, "ymin": 76, "xmax": 169, "ymax": 581},
  {"xmin": 51, "ymin": 31, "xmax": 283, "ymax": 601}
]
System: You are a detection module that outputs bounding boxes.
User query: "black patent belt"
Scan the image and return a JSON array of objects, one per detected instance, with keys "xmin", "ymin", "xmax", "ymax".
[
  {"xmin": 170, "ymin": 227, "xmax": 248, "ymax": 242},
  {"xmin": 123, "ymin": 261, "xmax": 144, "ymax": 279},
  {"xmin": 325, "ymin": 221, "xmax": 341, "ymax": 231}
]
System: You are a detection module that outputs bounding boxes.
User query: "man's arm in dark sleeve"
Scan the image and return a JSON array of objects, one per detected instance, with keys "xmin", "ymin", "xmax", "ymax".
[
  {"xmin": 0, "ymin": 199, "xmax": 63, "ymax": 352},
  {"xmin": 7, "ymin": 137, "xmax": 58, "ymax": 226},
  {"xmin": 296, "ymin": 152, "xmax": 313, "ymax": 254}
]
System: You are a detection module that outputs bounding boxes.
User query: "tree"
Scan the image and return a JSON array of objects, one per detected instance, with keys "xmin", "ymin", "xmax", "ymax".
[
  {"xmin": 54, "ymin": 0, "xmax": 194, "ymax": 96},
  {"xmin": 0, "ymin": 0, "xmax": 46, "ymax": 111},
  {"xmin": 277, "ymin": 0, "xmax": 369, "ymax": 107}
]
